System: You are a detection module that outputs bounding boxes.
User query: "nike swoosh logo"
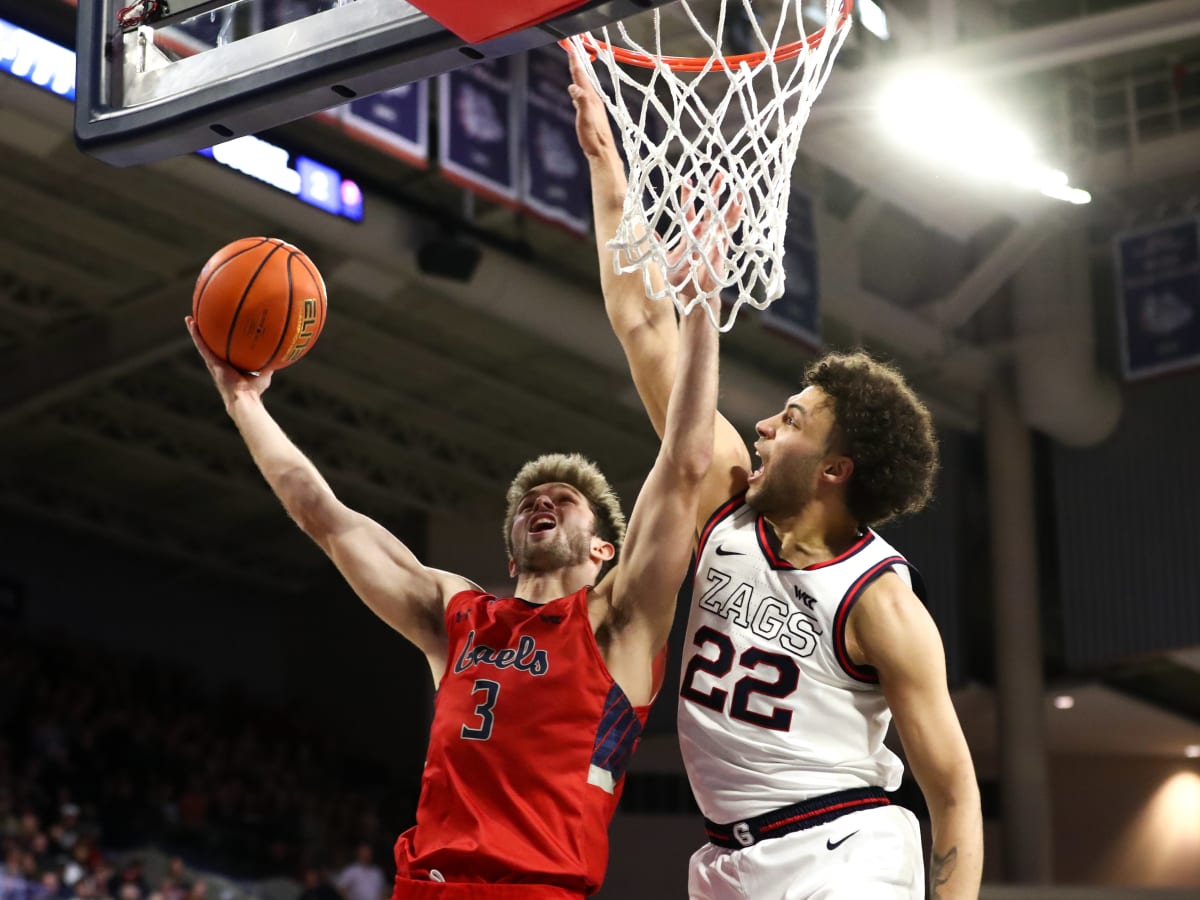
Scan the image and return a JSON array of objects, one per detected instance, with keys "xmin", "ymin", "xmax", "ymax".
[
  {"xmin": 826, "ymin": 831, "xmax": 858, "ymax": 851},
  {"xmin": 714, "ymin": 545, "xmax": 744, "ymax": 556}
]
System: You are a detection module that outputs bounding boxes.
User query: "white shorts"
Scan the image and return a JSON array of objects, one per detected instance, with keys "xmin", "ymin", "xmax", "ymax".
[{"xmin": 688, "ymin": 805, "xmax": 924, "ymax": 900}]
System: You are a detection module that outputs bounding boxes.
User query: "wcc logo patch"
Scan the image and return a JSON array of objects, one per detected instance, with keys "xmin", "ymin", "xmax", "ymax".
[{"xmin": 794, "ymin": 585, "xmax": 818, "ymax": 609}]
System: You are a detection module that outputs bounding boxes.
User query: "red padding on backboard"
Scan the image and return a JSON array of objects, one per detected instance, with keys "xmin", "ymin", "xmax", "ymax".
[{"xmin": 408, "ymin": 0, "xmax": 591, "ymax": 45}]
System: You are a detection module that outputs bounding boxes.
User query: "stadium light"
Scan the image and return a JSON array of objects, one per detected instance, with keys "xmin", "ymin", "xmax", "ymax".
[
  {"xmin": 858, "ymin": 0, "xmax": 890, "ymax": 40},
  {"xmin": 877, "ymin": 71, "xmax": 1090, "ymax": 204}
]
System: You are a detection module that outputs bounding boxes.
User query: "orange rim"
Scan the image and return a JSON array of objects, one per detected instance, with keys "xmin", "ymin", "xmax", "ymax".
[{"xmin": 564, "ymin": 1, "xmax": 854, "ymax": 72}]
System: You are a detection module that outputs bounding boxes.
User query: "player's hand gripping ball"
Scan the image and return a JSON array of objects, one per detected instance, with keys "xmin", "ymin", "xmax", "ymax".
[{"xmin": 192, "ymin": 237, "xmax": 327, "ymax": 373}]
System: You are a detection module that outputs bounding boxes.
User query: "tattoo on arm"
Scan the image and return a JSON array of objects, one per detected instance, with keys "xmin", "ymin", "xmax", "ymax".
[{"xmin": 930, "ymin": 846, "xmax": 958, "ymax": 899}]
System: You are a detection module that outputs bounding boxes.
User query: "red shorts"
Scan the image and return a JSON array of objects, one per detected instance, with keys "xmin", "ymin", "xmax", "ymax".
[{"xmin": 391, "ymin": 877, "xmax": 584, "ymax": 900}]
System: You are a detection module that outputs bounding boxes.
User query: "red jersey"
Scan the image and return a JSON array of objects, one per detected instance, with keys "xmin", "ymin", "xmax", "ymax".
[{"xmin": 392, "ymin": 587, "xmax": 653, "ymax": 896}]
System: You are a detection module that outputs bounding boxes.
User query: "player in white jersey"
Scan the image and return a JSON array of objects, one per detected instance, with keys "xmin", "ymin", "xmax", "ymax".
[{"xmin": 569, "ymin": 52, "xmax": 983, "ymax": 900}]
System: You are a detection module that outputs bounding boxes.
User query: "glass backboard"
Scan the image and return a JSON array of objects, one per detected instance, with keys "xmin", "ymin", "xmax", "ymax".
[{"xmin": 75, "ymin": 0, "xmax": 674, "ymax": 166}]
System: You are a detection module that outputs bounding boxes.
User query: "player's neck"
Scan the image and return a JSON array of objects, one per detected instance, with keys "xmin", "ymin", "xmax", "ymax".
[
  {"xmin": 767, "ymin": 500, "xmax": 863, "ymax": 568},
  {"xmin": 512, "ymin": 564, "xmax": 595, "ymax": 604}
]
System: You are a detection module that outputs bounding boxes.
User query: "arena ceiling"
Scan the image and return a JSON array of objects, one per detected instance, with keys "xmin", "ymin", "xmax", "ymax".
[{"xmin": 1, "ymin": 0, "xmax": 1199, "ymax": 757}]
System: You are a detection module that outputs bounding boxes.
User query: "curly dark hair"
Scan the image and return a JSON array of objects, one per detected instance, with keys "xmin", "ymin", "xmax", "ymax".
[{"xmin": 803, "ymin": 351, "xmax": 938, "ymax": 527}]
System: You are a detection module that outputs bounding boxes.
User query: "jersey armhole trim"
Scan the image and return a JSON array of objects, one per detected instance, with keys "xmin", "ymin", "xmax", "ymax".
[
  {"xmin": 833, "ymin": 556, "xmax": 909, "ymax": 684},
  {"xmin": 696, "ymin": 491, "xmax": 747, "ymax": 563}
]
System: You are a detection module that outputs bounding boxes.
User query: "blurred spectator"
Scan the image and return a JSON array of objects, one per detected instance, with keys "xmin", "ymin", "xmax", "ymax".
[
  {"xmin": 106, "ymin": 859, "xmax": 145, "ymax": 900},
  {"xmin": 61, "ymin": 844, "xmax": 89, "ymax": 889},
  {"xmin": 296, "ymin": 869, "xmax": 340, "ymax": 900},
  {"xmin": 0, "ymin": 628, "xmax": 415, "ymax": 889},
  {"xmin": 333, "ymin": 846, "xmax": 384, "ymax": 900}
]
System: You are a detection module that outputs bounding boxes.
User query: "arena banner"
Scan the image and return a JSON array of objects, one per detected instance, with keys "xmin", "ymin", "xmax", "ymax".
[
  {"xmin": 439, "ymin": 56, "xmax": 520, "ymax": 205},
  {"xmin": 521, "ymin": 46, "xmax": 589, "ymax": 235},
  {"xmin": 341, "ymin": 82, "xmax": 430, "ymax": 168},
  {"xmin": 1115, "ymin": 216, "xmax": 1200, "ymax": 380},
  {"xmin": 762, "ymin": 188, "xmax": 821, "ymax": 346}
]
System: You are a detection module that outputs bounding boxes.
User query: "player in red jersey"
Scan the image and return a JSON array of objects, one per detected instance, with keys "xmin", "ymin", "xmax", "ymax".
[{"xmin": 184, "ymin": 221, "xmax": 730, "ymax": 897}]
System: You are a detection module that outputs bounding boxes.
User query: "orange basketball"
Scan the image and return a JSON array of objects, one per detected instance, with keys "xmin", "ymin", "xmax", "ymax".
[{"xmin": 192, "ymin": 237, "xmax": 327, "ymax": 374}]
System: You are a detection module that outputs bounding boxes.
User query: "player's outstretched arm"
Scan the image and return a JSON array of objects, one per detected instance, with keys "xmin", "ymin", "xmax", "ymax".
[
  {"xmin": 568, "ymin": 50, "xmax": 751, "ymax": 526},
  {"xmin": 848, "ymin": 575, "xmax": 984, "ymax": 900},
  {"xmin": 187, "ymin": 317, "xmax": 474, "ymax": 680},
  {"xmin": 600, "ymin": 291, "xmax": 719, "ymax": 706}
]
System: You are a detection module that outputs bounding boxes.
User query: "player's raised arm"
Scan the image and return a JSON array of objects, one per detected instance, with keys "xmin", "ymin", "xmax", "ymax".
[
  {"xmin": 187, "ymin": 317, "xmax": 474, "ymax": 681},
  {"xmin": 569, "ymin": 49, "xmax": 752, "ymax": 525},
  {"xmin": 569, "ymin": 47, "xmax": 675, "ymax": 431},
  {"xmin": 601, "ymin": 199, "xmax": 734, "ymax": 699}
]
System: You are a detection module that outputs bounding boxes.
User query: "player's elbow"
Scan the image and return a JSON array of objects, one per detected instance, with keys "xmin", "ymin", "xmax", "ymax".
[
  {"xmin": 663, "ymin": 438, "xmax": 714, "ymax": 486},
  {"xmin": 608, "ymin": 287, "xmax": 675, "ymax": 341},
  {"xmin": 278, "ymin": 469, "xmax": 341, "ymax": 544},
  {"xmin": 920, "ymin": 757, "xmax": 981, "ymax": 817}
]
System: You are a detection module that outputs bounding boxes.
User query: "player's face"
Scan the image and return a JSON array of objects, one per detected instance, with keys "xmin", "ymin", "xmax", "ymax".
[
  {"xmin": 747, "ymin": 387, "xmax": 840, "ymax": 516},
  {"xmin": 510, "ymin": 483, "xmax": 597, "ymax": 574}
]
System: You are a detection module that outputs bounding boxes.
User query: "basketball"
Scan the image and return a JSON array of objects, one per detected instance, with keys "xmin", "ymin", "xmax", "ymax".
[{"xmin": 192, "ymin": 237, "xmax": 327, "ymax": 374}]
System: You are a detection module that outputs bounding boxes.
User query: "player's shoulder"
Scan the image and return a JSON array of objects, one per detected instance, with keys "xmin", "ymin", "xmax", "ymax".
[
  {"xmin": 852, "ymin": 567, "xmax": 933, "ymax": 644},
  {"xmin": 857, "ymin": 566, "xmax": 920, "ymax": 605},
  {"xmin": 427, "ymin": 567, "xmax": 485, "ymax": 609}
]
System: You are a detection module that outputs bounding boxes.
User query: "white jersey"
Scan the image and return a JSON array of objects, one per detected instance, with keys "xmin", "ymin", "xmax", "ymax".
[{"xmin": 678, "ymin": 493, "xmax": 921, "ymax": 823}]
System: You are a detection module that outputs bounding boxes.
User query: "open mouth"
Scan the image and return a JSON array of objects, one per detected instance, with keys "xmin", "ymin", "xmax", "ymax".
[
  {"xmin": 749, "ymin": 449, "xmax": 765, "ymax": 482},
  {"xmin": 529, "ymin": 514, "xmax": 557, "ymax": 534}
]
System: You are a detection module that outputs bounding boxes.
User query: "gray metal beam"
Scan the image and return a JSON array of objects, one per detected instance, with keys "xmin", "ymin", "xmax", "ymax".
[
  {"xmin": 922, "ymin": 215, "xmax": 1060, "ymax": 332},
  {"xmin": 0, "ymin": 279, "xmax": 194, "ymax": 426}
]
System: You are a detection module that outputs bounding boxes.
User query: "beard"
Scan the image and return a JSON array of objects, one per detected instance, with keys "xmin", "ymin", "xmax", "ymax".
[
  {"xmin": 513, "ymin": 527, "xmax": 593, "ymax": 574},
  {"xmin": 746, "ymin": 452, "xmax": 823, "ymax": 518}
]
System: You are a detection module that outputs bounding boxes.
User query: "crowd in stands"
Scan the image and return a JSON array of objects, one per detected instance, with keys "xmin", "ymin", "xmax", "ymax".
[{"xmin": 0, "ymin": 629, "xmax": 410, "ymax": 900}]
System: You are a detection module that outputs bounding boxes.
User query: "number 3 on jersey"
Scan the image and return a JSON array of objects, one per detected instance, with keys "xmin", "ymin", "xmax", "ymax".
[
  {"xmin": 680, "ymin": 626, "xmax": 800, "ymax": 731},
  {"xmin": 461, "ymin": 679, "xmax": 500, "ymax": 740}
]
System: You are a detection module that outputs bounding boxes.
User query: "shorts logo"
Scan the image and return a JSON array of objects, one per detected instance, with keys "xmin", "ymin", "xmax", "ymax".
[
  {"xmin": 826, "ymin": 830, "xmax": 858, "ymax": 851},
  {"xmin": 732, "ymin": 822, "xmax": 755, "ymax": 847}
]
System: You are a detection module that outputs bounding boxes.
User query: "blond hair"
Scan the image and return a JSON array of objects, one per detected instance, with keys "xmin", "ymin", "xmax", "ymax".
[{"xmin": 503, "ymin": 453, "xmax": 626, "ymax": 568}]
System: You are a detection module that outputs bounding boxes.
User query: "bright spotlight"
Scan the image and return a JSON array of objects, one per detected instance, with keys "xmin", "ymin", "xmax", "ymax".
[
  {"xmin": 858, "ymin": 0, "xmax": 889, "ymax": 40},
  {"xmin": 877, "ymin": 72, "xmax": 1090, "ymax": 204},
  {"xmin": 1186, "ymin": 745, "xmax": 1200, "ymax": 759},
  {"xmin": 1053, "ymin": 695, "xmax": 1075, "ymax": 710}
]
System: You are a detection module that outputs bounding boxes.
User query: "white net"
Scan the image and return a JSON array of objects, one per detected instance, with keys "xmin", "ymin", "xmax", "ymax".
[{"xmin": 566, "ymin": 0, "xmax": 853, "ymax": 331}]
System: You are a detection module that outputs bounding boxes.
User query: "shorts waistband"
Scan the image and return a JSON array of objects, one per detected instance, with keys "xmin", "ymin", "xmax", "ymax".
[
  {"xmin": 703, "ymin": 786, "xmax": 891, "ymax": 850},
  {"xmin": 392, "ymin": 875, "xmax": 584, "ymax": 899}
]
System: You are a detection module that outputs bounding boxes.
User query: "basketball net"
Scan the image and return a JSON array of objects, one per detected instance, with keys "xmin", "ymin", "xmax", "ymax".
[{"xmin": 566, "ymin": 0, "xmax": 854, "ymax": 331}]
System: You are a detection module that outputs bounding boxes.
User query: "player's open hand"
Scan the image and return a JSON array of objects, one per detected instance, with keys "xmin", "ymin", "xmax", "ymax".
[
  {"xmin": 186, "ymin": 315, "xmax": 272, "ymax": 410},
  {"xmin": 567, "ymin": 48, "xmax": 618, "ymax": 165}
]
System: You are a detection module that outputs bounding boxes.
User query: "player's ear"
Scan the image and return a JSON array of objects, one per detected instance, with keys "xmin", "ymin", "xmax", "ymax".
[
  {"xmin": 507, "ymin": 557, "xmax": 517, "ymax": 578},
  {"xmin": 591, "ymin": 538, "xmax": 615, "ymax": 563},
  {"xmin": 823, "ymin": 455, "xmax": 853, "ymax": 485}
]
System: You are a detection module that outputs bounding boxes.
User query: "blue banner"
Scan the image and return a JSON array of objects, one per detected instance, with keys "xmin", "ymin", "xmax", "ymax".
[
  {"xmin": 1116, "ymin": 218, "xmax": 1200, "ymax": 380},
  {"xmin": 0, "ymin": 17, "xmax": 75, "ymax": 100},
  {"xmin": 522, "ymin": 47, "xmax": 589, "ymax": 234},
  {"xmin": 762, "ymin": 189, "xmax": 821, "ymax": 345},
  {"xmin": 342, "ymin": 82, "xmax": 429, "ymax": 167},
  {"xmin": 439, "ymin": 57, "xmax": 519, "ymax": 203},
  {"xmin": 198, "ymin": 136, "xmax": 363, "ymax": 222}
]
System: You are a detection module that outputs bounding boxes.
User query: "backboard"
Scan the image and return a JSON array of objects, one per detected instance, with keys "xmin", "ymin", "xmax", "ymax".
[{"xmin": 75, "ymin": 0, "xmax": 675, "ymax": 167}]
